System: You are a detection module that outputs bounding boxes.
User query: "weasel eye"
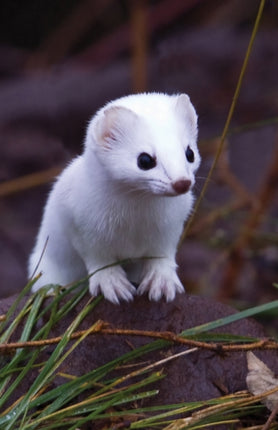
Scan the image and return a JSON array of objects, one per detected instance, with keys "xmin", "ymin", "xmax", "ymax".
[
  {"xmin": 186, "ymin": 146, "xmax": 194, "ymax": 163},
  {"xmin": 137, "ymin": 153, "xmax": 156, "ymax": 170}
]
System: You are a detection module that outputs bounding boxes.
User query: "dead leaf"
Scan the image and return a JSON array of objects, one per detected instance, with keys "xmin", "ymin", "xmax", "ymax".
[{"xmin": 246, "ymin": 351, "xmax": 278, "ymax": 411}]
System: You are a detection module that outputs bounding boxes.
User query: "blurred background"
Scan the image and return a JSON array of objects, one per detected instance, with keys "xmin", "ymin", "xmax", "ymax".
[{"xmin": 0, "ymin": 0, "xmax": 277, "ymax": 327}]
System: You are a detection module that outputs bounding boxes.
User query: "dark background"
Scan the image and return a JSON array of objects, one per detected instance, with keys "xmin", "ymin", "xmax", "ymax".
[{"xmin": 0, "ymin": 0, "xmax": 277, "ymax": 332}]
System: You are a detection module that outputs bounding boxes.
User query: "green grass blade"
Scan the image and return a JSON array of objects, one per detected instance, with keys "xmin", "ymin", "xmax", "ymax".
[
  {"xmin": 0, "ymin": 276, "xmax": 41, "ymax": 335},
  {"xmin": 1, "ymin": 279, "xmax": 276, "ymax": 429},
  {"xmin": 180, "ymin": 299, "xmax": 278, "ymax": 336},
  {"xmin": 2, "ymin": 297, "xmax": 99, "ymax": 428}
]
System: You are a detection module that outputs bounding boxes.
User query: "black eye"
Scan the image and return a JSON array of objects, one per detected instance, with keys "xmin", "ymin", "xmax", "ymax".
[
  {"xmin": 186, "ymin": 146, "xmax": 194, "ymax": 163},
  {"xmin": 137, "ymin": 153, "xmax": 156, "ymax": 170}
]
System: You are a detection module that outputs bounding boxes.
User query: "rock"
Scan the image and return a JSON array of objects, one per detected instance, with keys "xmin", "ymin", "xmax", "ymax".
[{"xmin": 0, "ymin": 292, "xmax": 277, "ymax": 411}]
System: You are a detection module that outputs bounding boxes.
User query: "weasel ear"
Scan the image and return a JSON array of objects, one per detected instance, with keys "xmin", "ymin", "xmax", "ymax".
[
  {"xmin": 175, "ymin": 94, "xmax": 198, "ymax": 135},
  {"xmin": 94, "ymin": 105, "xmax": 138, "ymax": 149}
]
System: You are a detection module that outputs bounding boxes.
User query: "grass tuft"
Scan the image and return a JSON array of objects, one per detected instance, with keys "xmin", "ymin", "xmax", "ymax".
[{"xmin": 0, "ymin": 280, "xmax": 277, "ymax": 429}]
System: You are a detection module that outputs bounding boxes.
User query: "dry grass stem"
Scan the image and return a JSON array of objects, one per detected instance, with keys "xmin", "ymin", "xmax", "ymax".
[{"xmin": 180, "ymin": 0, "xmax": 266, "ymax": 245}]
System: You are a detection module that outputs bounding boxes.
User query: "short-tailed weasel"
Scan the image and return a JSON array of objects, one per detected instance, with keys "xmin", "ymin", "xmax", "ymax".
[{"xmin": 29, "ymin": 93, "xmax": 200, "ymax": 304}]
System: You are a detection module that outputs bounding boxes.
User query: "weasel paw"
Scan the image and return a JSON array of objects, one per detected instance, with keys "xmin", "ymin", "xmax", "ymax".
[
  {"xmin": 137, "ymin": 263, "xmax": 184, "ymax": 302},
  {"xmin": 89, "ymin": 266, "xmax": 136, "ymax": 304}
]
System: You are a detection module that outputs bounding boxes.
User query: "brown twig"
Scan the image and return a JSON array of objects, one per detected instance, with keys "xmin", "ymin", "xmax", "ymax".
[
  {"xmin": 74, "ymin": 0, "xmax": 200, "ymax": 68},
  {"xmin": 219, "ymin": 136, "xmax": 278, "ymax": 299},
  {"xmin": 188, "ymin": 138, "xmax": 254, "ymax": 237},
  {"xmin": 215, "ymin": 140, "xmax": 256, "ymax": 205},
  {"xmin": 130, "ymin": 0, "xmax": 148, "ymax": 93},
  {"xmin": 0, "ymin": 166, "xmax": 62, "ymax": 197},
  {"xmin": 0, "ymin": 323, "xmax": 277, "ymax": 354},
  {"xmin": 189, "ymin": 197, "xmax": 251, "ymax": 237}
]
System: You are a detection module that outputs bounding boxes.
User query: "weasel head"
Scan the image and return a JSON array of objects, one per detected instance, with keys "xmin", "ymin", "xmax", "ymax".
[{"xmin": 85, "ymin": 93, "xmax": 200, "ymax": 197}]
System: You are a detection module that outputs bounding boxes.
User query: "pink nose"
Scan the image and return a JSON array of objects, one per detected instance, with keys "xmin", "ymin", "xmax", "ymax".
[{"xmin": 172, "ymin": 179, "xmax": 191, "ymax": 194}]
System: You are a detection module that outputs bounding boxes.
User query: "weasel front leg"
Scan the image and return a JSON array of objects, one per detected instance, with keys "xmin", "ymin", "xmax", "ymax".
[
  {"xmin": 137, "ymin": 258, "xmax": 184, "ymax": 302},
  {"xmin": 88, "ymin": 264, "xmax": 137, "ymax": 304}
]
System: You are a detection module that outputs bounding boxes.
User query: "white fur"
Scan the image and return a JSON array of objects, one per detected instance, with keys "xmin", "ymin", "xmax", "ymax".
[{"xmin": 29, "ymin": 93, "xmax": 200, "ymax": 304}]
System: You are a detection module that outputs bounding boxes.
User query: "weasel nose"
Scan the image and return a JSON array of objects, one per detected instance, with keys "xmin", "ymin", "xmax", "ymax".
[{"xmin": 172, "ymin": 179, "xmax": 191, "ymax": 194}]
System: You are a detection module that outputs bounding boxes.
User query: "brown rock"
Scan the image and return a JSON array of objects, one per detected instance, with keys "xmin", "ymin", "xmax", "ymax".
[{"xmin": 1, "ymin": 292, "xmax": 277, "ymax": 411}]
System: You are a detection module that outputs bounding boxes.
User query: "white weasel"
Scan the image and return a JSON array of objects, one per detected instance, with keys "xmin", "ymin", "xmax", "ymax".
[{"xmin": 29, "ymin": 93, "xmax": 200, "ymax": 304}]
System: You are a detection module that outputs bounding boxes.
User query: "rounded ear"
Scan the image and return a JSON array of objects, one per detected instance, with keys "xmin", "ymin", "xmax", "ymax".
[
  {"xmin": 175, "ymin": 94, "xmax": 198, "ymax": 134},
  {"xmin": 93, "ymin": 105, "xmax": 139, "ymax": 149}
]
